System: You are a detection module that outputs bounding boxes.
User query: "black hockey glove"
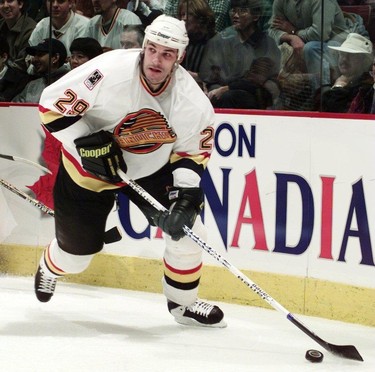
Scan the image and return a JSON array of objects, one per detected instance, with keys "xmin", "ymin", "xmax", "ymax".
[
  {"xmin": 74, "ymin": 130, "xmax": 127, "ymax": 183},
  {"xmin": 155, "ymin": 187, "xmax": 204, "ymax": 241}
]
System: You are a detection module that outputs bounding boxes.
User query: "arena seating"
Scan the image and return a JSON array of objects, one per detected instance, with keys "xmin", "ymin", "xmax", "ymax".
[{"xmin": 340, "ymin": 4, "xmax": 375, "ymax": 42}]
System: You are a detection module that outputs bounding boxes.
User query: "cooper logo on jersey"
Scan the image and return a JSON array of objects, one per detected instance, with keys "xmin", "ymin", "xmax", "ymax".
[{"xmin": 113, "ymin": 109, "xmax": 176, "ymax": 154}]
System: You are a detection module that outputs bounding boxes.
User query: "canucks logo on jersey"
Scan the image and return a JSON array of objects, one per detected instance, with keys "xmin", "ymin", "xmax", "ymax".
[{"xmin": 113, "ymin": 108, "xmax": 176, "ymax": 154}]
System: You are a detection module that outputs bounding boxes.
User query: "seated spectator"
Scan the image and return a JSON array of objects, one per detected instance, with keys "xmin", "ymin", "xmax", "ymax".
[
  {"xmin": 12, "ymin": 38, "xmax": 69, "ymax": 103},
  {"xmin": 69, "ymin": 37, "xmax": 103, "ymax": 69},
  {"xmin": 348, "ymin": 55, "xmax": 375, "ymax": 113},
  {"xmin": 268, "ymin": 0, "xmax": 349, "ymax": 90},
  {"xmin": 276, "ymin": 42, "xmax": 316, "ymax": 111},
  {"xmin": 84, "ymin": 0, "xmax": 141, "ymax": 50},
  {"xmin": 321, "ymin": 33, "xmax": 373, "ymax": 112},
  {"xmin": 120, "ymin": 24, "xmax": 145, "ymax": 49},
  {"xmin": 199, "ymin": 0, "xmax": 281, "ymax": 109},
  {"xmin": 165, "ymin": 0, "xmax": 230, "ymax": 32},
  {"xmin": 28, "ymin": 0, "xmax": 89, "ymax": 54},
  {"xmin": 177, "ymin": 0, "xmax": 216, "ymax": 85},
  {"xmin": 0, "ymin": 0, "xmax": 37, "ymax": 71},
  {"xmin": 127, "ymin": 0, "xmax": 163, "ymax": 26},
  {"xmin": 0, "ymin": 35, "xmax": 32, "ymax": 101}
]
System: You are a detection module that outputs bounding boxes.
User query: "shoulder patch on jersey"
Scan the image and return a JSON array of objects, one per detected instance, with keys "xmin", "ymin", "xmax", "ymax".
[
  {"xmin": 84, "ymin": 69, "xmax": 104, "ymax": 90},
  {"xmin": 113, "ymin": 109, "xmax": 176, "ymax": 154}
]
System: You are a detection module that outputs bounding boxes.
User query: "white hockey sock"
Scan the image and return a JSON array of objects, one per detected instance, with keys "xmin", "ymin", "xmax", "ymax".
[
  {"xmin": 162, "ymin": 217, "xmax": 206, "ymax": 306},
  {"xmin": 162, "ymin": 276, "xmax": 198, "ymax": 306},
  {"xmin": 41, "ymin": 238, "xmax": 95, "ymax": 276}
]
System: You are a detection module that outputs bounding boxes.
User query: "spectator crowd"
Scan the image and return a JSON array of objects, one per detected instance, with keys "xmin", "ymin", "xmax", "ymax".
[{"xmin": 0, "ymin": 0, "xmax": 374, "ymax": 113}]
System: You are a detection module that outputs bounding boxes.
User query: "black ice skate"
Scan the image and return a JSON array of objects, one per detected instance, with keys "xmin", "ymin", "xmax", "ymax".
[
  {"xmin": 168, "ymin": 299, "xmax": 227, "ymax": 328},
  {"xmin": 34, "ymin": 265, "xmax": 57, "ymax": 302}
]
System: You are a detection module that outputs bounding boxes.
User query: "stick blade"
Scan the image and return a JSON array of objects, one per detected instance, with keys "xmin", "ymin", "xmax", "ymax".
[
  {"xmin": 288, "ymin": 315, "xmax": 364, "ymax": 362},
  {"xmin": 327, "ymin": 343, "xmax": 364, "ymax": 361},
  {"xmin": 0, "ymin": 154, "xmax": 14, "ymax": 161}
]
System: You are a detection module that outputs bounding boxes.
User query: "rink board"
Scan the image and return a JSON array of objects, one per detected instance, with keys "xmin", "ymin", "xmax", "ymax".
[{"xmin": 0, "ymin": 104, "xmax": 374, "ymax": 326}]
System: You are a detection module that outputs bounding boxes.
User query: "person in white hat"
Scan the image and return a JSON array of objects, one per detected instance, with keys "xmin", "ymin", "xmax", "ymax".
[
  {"xmin": 322, "ymin": 33, "xmax": 373, "ymax": 112},
  {"xmin": 268, "ymin": 0, "xmax": 348, "ymax": 90},
  {"xmin": 34, "ymin": 15, "xmax": 226, "ymax": 328}
]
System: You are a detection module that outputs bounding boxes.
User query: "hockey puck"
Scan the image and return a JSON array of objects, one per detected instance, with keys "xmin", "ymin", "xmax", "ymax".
[{"xmin": 305, "ymin": 349, "xmax": 324, "ymax": 363}]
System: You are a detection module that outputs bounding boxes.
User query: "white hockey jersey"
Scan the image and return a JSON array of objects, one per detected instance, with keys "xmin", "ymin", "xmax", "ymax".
[
  {"xmin": 39, "ymin": 49, "xmax": 215, "ymax": 192},
  {"xmin": 29, "ymin": 11, "xmax": 89, "ymax": 55},
  {"xmin": 83, "ymin": 8, "xmax": 141, "ymax": 50}
]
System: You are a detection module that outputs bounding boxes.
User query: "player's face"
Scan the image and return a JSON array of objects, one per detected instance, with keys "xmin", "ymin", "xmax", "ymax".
[
  {"xmin": 142, "ymin": 42, "xmax": 179, "ymax": 90},
  {"xmin": 0, "ymin": 0, "xmax": 23, "ymax": 21},
  {"xmin": 91, "ymin": 0, "xmax": 115, "ymax": 15},
  {"xmin": 338, "ymin": 52, "xmax": 366, "ymax": 78},
  {"xmin": 69, "ymin": 51, "xmax": 90, "ymax": 69},
  {"xmin": 46, "ymin": 0, "xmax": 72, "ymax": 20}
]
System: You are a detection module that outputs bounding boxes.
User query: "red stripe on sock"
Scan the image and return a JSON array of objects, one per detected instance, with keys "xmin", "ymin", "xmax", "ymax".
[
  {"xmin": 163, "ymin": 259, "xmax": 202, "ymax": 275},
  {"xmin": 45, "ymin": 243, "xmax": 65, "ymax": 275}
]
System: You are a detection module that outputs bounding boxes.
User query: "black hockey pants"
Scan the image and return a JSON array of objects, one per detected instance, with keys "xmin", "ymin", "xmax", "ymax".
[{"xmin": 53, "ymin": 163, "xmax": 173, "ymax": 255}]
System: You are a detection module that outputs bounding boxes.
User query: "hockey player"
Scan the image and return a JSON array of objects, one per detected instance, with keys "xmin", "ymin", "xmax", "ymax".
[{"xmin": 35, "ymin": 15, "xmax": 226, "ymax": 328}]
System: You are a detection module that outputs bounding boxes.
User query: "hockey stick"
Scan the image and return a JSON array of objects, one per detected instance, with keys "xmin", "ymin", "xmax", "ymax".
[
  {"xmin": 0, "ymin": 178, "xmax": 121, "ymax": 244},
  {"xmin": 0, "ymin": 177, "xmax": 55, "ymax": 216},
  {"xmin": 0, "ymin": 153, "xmax": 52, "ymax": 174},
  {"xmin": 117, "ymin": 169, "xmax": 363, "ymax": 362},
  {"xmin": 1, "ymin": 153, "xmax": 121, "ymax": 243}
]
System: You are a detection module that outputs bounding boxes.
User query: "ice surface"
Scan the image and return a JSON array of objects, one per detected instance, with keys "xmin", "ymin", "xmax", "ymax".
[{"xmin": 0, "ymin": 276, "xmax": 374, "ymax": 372}]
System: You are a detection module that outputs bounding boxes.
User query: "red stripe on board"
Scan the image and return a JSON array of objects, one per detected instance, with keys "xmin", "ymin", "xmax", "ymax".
[
  {"xmin": 214, "ymin": 108, "xmax": 375, "ymax": 120},
  {"xmin": 2, "ymin": 103, "xmax": 374, "ymax": 120}
]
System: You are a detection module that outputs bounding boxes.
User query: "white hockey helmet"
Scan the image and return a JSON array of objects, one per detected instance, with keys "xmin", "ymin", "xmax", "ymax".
[{"xmin": 142, "ymin": 15, "xmax": 189, "ymax": 60}]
